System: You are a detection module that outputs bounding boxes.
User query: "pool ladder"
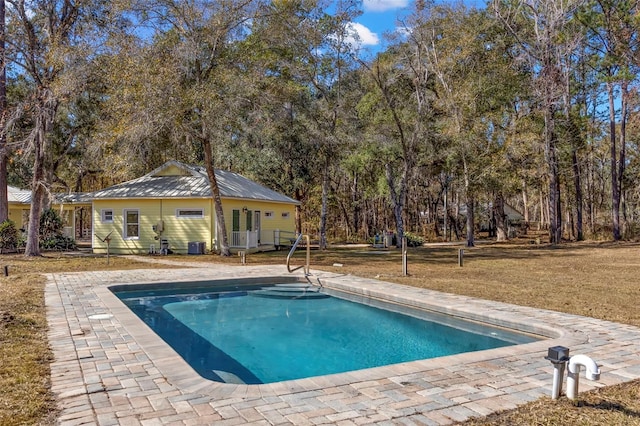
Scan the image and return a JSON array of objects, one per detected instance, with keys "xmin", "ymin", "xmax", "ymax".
[{"xmin": 286, "ymin": 234, "xmax": 310, "ymax": 275}]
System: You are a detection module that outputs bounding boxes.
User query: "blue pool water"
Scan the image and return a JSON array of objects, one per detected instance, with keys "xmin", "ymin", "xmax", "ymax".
[{"xmin": 114, "ymin": 282, "xmax": 538, "ymax": 384}]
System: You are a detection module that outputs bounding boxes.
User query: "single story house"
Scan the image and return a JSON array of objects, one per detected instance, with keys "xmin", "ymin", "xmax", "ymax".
[
  {"xmin": 88, "ymin": 161, "xmax": 300, "ymax": 255},
  {"xmin": 8, "ymin": 185, "xmax": 92, "ymax": 240}
]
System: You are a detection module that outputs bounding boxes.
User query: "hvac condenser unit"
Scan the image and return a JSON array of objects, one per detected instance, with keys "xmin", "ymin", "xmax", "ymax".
[{"xmin": 188, "ymin": 241, "xmax": 205, "ymax": 255}]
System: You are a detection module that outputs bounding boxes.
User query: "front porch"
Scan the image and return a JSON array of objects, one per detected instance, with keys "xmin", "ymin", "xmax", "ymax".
[{"xmin": 229, "ymin": 229, "xmax": 297, "ymax": 250}]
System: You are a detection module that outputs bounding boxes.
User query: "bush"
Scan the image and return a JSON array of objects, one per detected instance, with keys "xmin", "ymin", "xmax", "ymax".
[
  {"xmin": 38, "ymin": 209, "xmax": 76, "ymax": 251},
  {"xmin": 404, "ymin": 231, "xmax": 424, "ymax": 247},
  {"xmin": 0, "ymin": 220, "xmax": 18, "ymax": 250},
  {"xmin": 40, "ymin": 209, "xmax": 64, "ymax": 241},
  {"xmin": 40, "ymin": 235, "xmax": 77, "ymax": 251}
]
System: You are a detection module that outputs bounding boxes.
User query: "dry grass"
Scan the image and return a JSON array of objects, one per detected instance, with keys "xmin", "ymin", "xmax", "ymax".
[
  {"xmin": 2, "ymin": 239, "xmax": 640, "ymax": 425},
  {"xmin": 462, "ymin": 380, "xmax": 640, "ymax": 425},
  {"xmin": 0, "ymin": 254, "xmax": 164, "ymax": 426}
]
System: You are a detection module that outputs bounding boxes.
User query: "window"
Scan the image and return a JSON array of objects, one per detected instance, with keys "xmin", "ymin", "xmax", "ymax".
[
  {"xmin": 176, "ymin": 208, "xmax": 204, "ymax": 219},
  {"xmin": 123, "ymin": 209, "xmax": 139, "ymax": 239},
  {"xmin": 264, "ymin": 211, "xmax": 274, "ymax": 218},
  {"xmin": 101, "ymin": 209, "xmax": 113, "ymax": 223},
  {"xmin": 282, "ymin": 212, "xmax": 290, "ymax": 219}
]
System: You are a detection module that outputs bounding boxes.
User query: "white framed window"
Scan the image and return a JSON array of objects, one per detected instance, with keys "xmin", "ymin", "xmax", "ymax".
[
  {"xmin": 123, "ymin": 209, "xmax": 139, "ymax": 239},
  {"xmin": 176, "ymin": 208, "xmax": 204, "ymax": 219},
  {"xmin": 101, "ymin": 209, "xmax": 114, "ymax": 223},
  {"xmin": 281, "ymin": 212, "xmax": 290, "ymax": 219},
  {"xmin": 264, "ymin": 211, "xmax": 274, "ymax": 219}
]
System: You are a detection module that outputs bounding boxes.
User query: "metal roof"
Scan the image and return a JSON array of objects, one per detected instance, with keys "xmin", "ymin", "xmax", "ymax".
[
  {"xmin": 87, "ymin": 161, "xmax": 299, "ymax": 205},
  {"xmin": 8, "ymin": 186, "xmax": 31, "ymax": 203},
  {"xmin": 8, "ymin": 185, "xmax": 91, "ymax": 205}
]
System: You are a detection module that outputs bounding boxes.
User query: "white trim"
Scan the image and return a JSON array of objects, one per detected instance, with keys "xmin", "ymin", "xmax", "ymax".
[
  {"xmin": 101, "ymin": 209, "xmax": 114, "ymax": 223},
  {"xmin": 264, "ymin": 211, "xmax": 274, "ymax": 219},
  {"xmin": 123, "ymin": 209, "xmax": 140, "ymax": 240}
]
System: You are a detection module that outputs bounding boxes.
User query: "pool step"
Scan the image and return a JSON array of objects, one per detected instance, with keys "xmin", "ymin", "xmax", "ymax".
[
  {"xmin": 213, "ymin": 370, "xmax": 246, "ymax": 384},
  {"xmin": 250, "ymin": 284, "xmax": 328, "ymax": 300}
]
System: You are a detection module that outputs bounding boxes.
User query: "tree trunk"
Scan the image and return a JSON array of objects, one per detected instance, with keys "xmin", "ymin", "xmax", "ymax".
[
  {"xmin": 494, "ymin": 192, "xmax": 508, "ymax": 242},
  {"xmin": 462, "ymin": 156, "xmax": 474, "ymax": 247},
  {"xmin": 466, "ymin": 195, "xmax": 475, "ymax": 247},
  {"xmin": 571, "ymin": 146, "xmax": 583, "ymax": 241},
  {"xmin": 618, "ymin": 81, "xmax": 628, "ymax": 238},
  {"xmin": 385, "ymin": 162, "xmax": 406, "ymax": 248},
  {"xmin": 25, "ymin": 90, "xmax": 58, "ymax": 256},
  {"xmin": 522, "ymin": 180, "xmax": 529, "ymax": 224},
  {"xmin": 25, "ymin": 128, "xmax": 47, "ymax": 256},
  {"xmin": 608, "ymin": 82, "xmax": 621, "ymax": 241},
  {"xmin": 202, "ymin": 138, "xmax": 230, "ymax": 256},
  {"xmin": 0, "ymin": 0, "xmax": 7, "ymax": 223},
  {"xmin": 545, "ymin": 102, "xmax": 562, "ymax": 244},
  {"xmin": 295, "ymin": 188, "xmax": 302, "ymax": 234},
  {"xmin": 319, "ymin": 163, "xmax": 328, "ymax": 250},
  {"xmin": 352, "ymin": 172, "xmax": 359, "ymax": 239}
]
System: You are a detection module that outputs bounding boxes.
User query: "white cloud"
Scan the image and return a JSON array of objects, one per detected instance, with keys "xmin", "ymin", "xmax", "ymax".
[
  {"xmin": 363, "ymin": 0, "xmax": 409, "ymax": 12},
  {"xmin": 345, "ymin": 22, "xmax": 380, "ymax": 47}
]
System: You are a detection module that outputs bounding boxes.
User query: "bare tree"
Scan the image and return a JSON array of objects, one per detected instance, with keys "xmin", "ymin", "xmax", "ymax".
[
  {"xmin": 6, "ymin": 0, "xmax": 87, "ymax": 255},
  {"xmin": 494, "ymin": 0, "xmax": 584, "ymax": 244},
  {"xmin": 0, "ymin": 0, "xmax": 7, "ymax": 223},
  {"xmin": 578, "ymin": 0, "xmax": 639, "ymax": 240}
]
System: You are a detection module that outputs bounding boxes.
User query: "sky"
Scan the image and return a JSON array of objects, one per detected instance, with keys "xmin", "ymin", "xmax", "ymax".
[{"xmin": 350, "ymin": 0, "xmax": 486, "ymax": 55}]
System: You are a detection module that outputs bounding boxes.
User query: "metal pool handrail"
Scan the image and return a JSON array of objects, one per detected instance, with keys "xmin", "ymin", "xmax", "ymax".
[{"xmin": 287, "ymin": 234, "xmax": 310, "ymax": 275}]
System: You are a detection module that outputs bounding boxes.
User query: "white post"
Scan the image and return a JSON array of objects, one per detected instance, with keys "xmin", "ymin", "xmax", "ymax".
[
  {"xmin": 402, "ymin": 237, "xmax": 408, "ymax": 276},
  {"xmin": 551, "ymin": 363, "xmax": 566, "ymax": 399}
]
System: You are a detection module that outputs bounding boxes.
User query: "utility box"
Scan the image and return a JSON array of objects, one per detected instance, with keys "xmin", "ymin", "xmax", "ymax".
[
  {"xmin": 546, "ymin": 346, "xmax": 570, "ymax": 363},
  {"xmin": 384, "ymin": 232, "xmax": 395, "ymax": 248},
  {"xmin": 160, "ymin": 238, "xmax": 169, "ymax": 255},
  {"xmin": 188, "ymin": 241, "xmax": 205, "ymax": 255}
]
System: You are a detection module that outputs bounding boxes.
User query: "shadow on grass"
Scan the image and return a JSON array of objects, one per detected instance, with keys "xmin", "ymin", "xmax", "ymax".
[
  {"xmin": 575, "ymin": 399, "xmax": 640, "ymax": 419},
  {"xmin": 280, "ymin": 240, "xmax": 640, "ymax": 267},
  {"xmin": 240, "ymin": 240, "xmax": 640, "ymax": 275}
]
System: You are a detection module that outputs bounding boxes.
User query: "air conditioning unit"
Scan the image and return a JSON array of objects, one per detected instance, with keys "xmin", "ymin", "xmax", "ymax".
[{"xmin": 188, "ymin": 241, "xmax": 205, "ymax": 255}]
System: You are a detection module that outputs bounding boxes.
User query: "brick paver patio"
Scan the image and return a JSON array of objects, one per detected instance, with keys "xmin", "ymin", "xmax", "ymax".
[{"xmin": 46, "ymin": 258, "xmax": 640, "ymax": 425}]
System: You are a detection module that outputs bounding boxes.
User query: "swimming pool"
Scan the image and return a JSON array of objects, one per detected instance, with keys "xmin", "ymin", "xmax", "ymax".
[{"xmin": 112, "ymin": 277, "xmax": 540, "ymax": 384}]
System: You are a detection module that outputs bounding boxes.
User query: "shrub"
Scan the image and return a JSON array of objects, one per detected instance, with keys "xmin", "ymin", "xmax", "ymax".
[
  {"xmin": 40, "ymin": 209, "xmax": 64, "ymax": 241},
  {"xmin": 404, "ymin": 231, "xmax": 424, "ymax": 247},
  {"xmin": 38, "ymin": 209, "xmax": 76, "ymax": 251},
  {"xmin": 0, "ymin": 220, "xmax": 18, "ymax": 250},
  {"xmin": 41, "ymin": 235, "xmax": 76, "ymax": 251}
]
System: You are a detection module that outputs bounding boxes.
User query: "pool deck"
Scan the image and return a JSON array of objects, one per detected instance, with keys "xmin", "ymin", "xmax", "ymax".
[{"xmin": 46, "ymin": 258, "xmax": 640, "ymax": 425}]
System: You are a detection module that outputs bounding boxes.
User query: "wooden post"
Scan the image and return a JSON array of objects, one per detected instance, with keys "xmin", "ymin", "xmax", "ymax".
[
  {"xmin": 105, "ymin": 236, "xmax": 111, "ymax": 265},
  {"xmin": 458, "ymin": 248, "xmax": 464, "ymax": 267},
  {"xmin": 402, "ymin": 237, "xmax": 408, "ymax": 276},
  {"xmin": 96, "ymin": 232, "xmax": 113, "ymax": 265},
  {"xmin": 3, "ymin": 265, "xmax": 8, "ymax": 277}
]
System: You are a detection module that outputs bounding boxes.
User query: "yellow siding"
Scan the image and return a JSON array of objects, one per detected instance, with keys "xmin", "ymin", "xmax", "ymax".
[
  {"xmin": 8, "ymin": 206, "xmax": 28, "ymax": 229},
  {"xmin": 160, "ymin": 199, "xmax": 213, "ymax": 253},
  {"xmin": 93, "ymin": 199, "xmax": 213, "ymax": 254},
  {"xmin": 92, "ymin": 197, "xmax": 297, "ymax": 254},
  {"xmin": 8, "ymin": 204, "xmax": 81, "ymax": 233}
]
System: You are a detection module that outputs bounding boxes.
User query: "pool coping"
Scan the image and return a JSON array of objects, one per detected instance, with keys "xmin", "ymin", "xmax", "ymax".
[{"xmin": 46, "ymin": 263, "xmax": 640, "ymax": 425}]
